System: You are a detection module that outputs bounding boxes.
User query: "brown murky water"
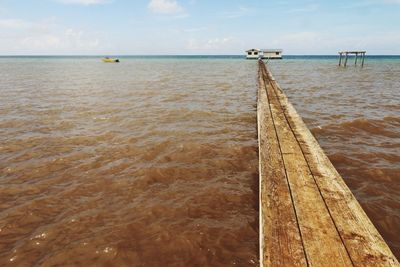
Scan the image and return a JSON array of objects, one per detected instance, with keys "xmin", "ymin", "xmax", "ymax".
[
  {"xmin": 1, "ymin": 57, "xmax": 399, "ymax": 265},
  {"xmin": 269, "ymin": 58, "xmax": 400, "ymax": 259},
  {"xmin": 0, "ymin": 58, "xmax": 259, "ymax": 266}
]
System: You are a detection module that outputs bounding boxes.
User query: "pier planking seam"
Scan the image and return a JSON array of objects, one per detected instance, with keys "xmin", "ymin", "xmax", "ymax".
[
  {"xmin": 270, "ymin": 76, "xmax": 398, "ymax": 267},
  {"xmin": 260, "ymin": 63, "xmax": 352, "ymax": 266},
  {"xmin": 258, "ymin": 64, "xmax": 307, "ymax": 266}
]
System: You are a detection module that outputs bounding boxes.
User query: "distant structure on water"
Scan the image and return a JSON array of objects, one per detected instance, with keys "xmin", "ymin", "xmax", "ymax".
[
  {"xmin": 338, "ymin": 51, "xmax": 366, "ymax": 67},
  {"xmin": 246, "ymin": 48, "xmax": 283, "ymax": 60}
]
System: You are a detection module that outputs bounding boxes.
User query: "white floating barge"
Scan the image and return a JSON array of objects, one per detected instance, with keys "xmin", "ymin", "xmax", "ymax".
[{"xmin": 246, "ymin": 48, "xmax": 283, "ymax": 59}]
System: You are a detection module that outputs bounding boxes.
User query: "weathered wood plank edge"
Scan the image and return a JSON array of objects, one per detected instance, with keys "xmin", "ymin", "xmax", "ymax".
[
  {"xmin": 258, "ymin": 62, "xmax": 308, "ymax": 266},
  {"xmin": 261, "ymin": 62, "xmax": 354, "ymax": 266},
  {"xmin": 258, "ymin": 60, "xmax": 399, "ymax": 267}
]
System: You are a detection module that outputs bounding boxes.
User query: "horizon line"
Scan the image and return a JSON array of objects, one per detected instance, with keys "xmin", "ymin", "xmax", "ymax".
[{"xmin": 1, "ymin": 54, "xmax": 400, "ymax": 57}]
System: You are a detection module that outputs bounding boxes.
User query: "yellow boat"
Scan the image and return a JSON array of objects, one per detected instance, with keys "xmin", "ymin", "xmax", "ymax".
[{"xmin": 102, "ymin": 57, "xmax": 120, "ymax": 63}]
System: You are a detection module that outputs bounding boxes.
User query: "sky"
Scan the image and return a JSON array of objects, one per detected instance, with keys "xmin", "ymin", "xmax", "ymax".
[{"xmin": 0, "ymin": 0, "xmax": 399, "ymax": 55}]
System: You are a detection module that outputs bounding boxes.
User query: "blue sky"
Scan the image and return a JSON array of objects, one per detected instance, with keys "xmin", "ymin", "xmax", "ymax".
[{"xmin": 0, "ymin": 0, "xmax": 399, "ymax": 55}]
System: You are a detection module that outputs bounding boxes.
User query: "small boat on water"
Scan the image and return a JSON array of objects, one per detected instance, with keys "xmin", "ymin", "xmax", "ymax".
[{"xmin": 102, "ymin": 57, "xmax": 120, "ymax": 63}]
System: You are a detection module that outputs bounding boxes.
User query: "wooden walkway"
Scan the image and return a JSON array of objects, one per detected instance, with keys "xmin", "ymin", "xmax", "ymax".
[{"xmin": 257, "ymin": 60, "xmax": 399, "ymax": 267}]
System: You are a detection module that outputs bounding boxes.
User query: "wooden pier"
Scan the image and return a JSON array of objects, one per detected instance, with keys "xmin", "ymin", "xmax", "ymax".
[{"xmin": 257, "ymin": 60, "xmax": 398, "ymax": 266}]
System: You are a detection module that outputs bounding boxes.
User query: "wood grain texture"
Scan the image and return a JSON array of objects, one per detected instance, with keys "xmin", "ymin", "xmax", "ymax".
[
  {"xmin": 262, "ymin": 63, "xmax": 352, "ymax": 267},
  {"xmin": 258, "ymin": 65, "xmax": 307, "ymax": 267},
  {"xmin": 268, "ymin": 67, "xmax": 399, "ymax": 267},
  {"xmin": 258, "ymin": 60, "xmax": 399, "ymax": 267}
]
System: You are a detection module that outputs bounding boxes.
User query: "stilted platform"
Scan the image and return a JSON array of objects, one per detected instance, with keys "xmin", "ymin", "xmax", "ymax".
[
  {"xmin": 338, "ymin": 51, "xmax": 366, "ymax": 67},
  {"xmin": 257, "ymin": 60, "xmax": 398, "ymax": 266}
]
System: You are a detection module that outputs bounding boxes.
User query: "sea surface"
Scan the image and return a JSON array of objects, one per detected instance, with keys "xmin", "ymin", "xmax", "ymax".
[{"xmin": 0, "ymin": 55, "xmax": 399, "ymax": 265}]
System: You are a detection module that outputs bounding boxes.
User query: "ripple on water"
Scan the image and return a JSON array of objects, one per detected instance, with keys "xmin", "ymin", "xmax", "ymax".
[{"xmin": 0, "ymin": 59, "xmax": 259, "ymax": 266}]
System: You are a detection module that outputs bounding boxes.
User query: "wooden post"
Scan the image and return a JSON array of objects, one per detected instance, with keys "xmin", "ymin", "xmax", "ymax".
[
  {"xmin": 338, "ymin": 53, "xmax": 342, "ymax": 66},
  {"xmin": 361, "ymin": 53, "xmax": 365, "ymax": 67},
  {"xmin": 355, "ymin": 52, "xmax": 358, "ymax": 66},
  {"xmin": 344, "ymin": 52, "xmax": 348, "ymax": 67}
]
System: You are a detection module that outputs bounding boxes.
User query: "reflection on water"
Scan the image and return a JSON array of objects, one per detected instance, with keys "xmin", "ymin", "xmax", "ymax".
[
  {"xmin": 0, "ymin": 58, "xmax": 259, "ymax": 266},
  {"xmin": 270, "ymin": 59, "xmax": 400, "ymax": 259}
]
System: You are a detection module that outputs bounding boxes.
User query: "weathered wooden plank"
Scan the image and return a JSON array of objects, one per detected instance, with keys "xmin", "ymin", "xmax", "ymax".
[
  {"xmin": 267, "ymin": 66, "xmax": 399, "ymax": 266},
  {"xmin": 258, "ymin": 64, "xmax": 307, "ymax": 267},
  {"xmin": 260, "ymin": 62, "xmax": 354, "ymax": 267}
]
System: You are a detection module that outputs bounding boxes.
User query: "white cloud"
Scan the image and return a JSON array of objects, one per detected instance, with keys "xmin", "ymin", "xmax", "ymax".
[
  {"xmin": 268, "ymin": 31, "xmax": 400, "ymax": 54},
  {"xmin": 20, "ymin": 29, "xmax": 99, "ymax": 51},
  {"xmin": 187, "ymin": 37, "xmax": 236, "ymax": 52},
  {"xmin": 286, "ymin": 4, "xmax": 318, "ymax": 13},
  {"xmin": 382, "ymin": 0, "xmax": 400, "ymax": 3},
  {"xmin": 0, "ymin": 19, "xmax": 32, "ymax": 29},
  {"xmin": 20, "ymin": 35, "xmax": 62, "ymax": 49},
  {"xmin": 272, "ymin": 32, "xmax": 320, "ymax": 47},
  {"xmin": 148, "ymin": 0, "xmax": 184, "ymax": 14},
  {"xmin": 205, "ymin": 38, "xmax": 234, "ymax": 49},
  {"xmin": 56, "ymin": 0, "xmax": 110, "ymax": 5},
  {"xmin": 220, "ymin": 6, "xmax": 253, "ymax": 19},
  {"xmin": 182, "ymin": 27, "xmax": 207, "ymax": 33},
  {"xmin": 0, "ymin": 18, "xmax": 102, "ymax": 54},
  {"xmin": 0, "ymin": 17, "xmax": 57, "ymax": 32}
]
